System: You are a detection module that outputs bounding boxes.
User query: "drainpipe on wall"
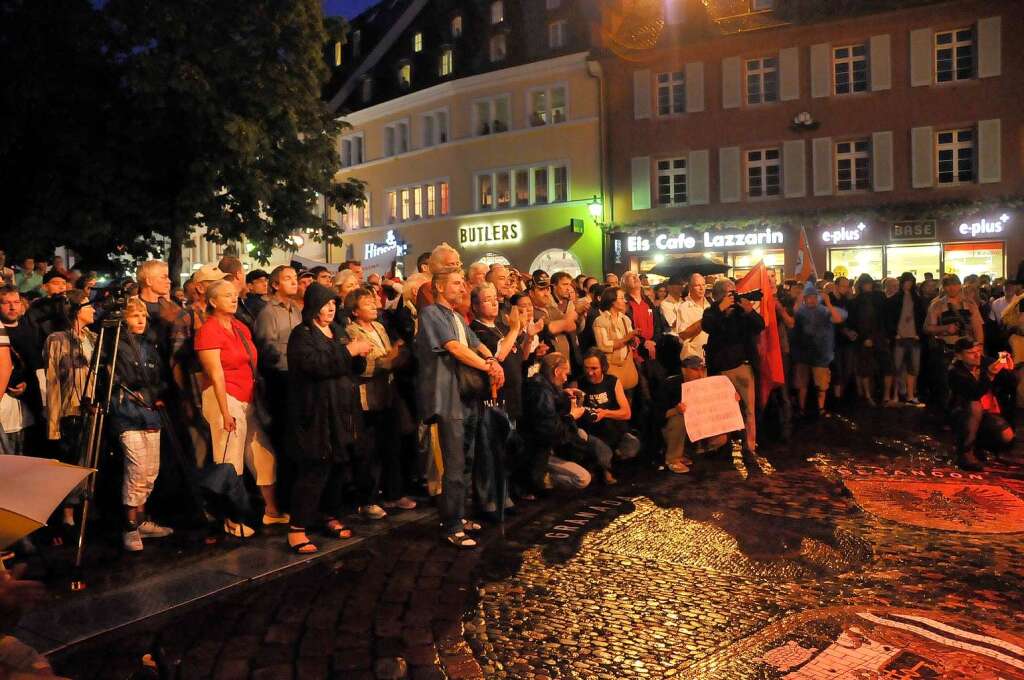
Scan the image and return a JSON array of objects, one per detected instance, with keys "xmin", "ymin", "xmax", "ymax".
[{"xmin": 586, "ymin": 58, "xmax": 609, "ymax": 276}]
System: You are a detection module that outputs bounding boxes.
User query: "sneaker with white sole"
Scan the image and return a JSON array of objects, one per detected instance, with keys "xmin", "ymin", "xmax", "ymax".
[
  {"xmin": 137, "ymin": 521, "xmax": 173, "ymax": 538},
  {"xmin": 359, "ymin": 504, "xmax": 388, "ymax": 520},
  {"xmin": 123, "ymin": 528, "xmax": 143, "ymax": 552}
]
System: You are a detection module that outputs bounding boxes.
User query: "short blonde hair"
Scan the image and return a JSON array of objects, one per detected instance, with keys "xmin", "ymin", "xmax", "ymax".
[
  {"xmin": 205, "ymin": 279, "xmax": 235, "ymax": 307},
  {"xmin": 334, "ymin": 269, "xmax": 358, "ymax": 288},
  {"xmin": 136, "ymin": 260, "xmax": 168, "ymax": 287},
  {"xmin": 124, "ymin": 296, "xmax": 149, "ymax": 317}
]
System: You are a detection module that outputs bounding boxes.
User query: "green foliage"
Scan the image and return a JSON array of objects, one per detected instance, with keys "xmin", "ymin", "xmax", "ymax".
[{"xmin": 0, "ymin": 0, "xmax": 365, "ymax": 273}]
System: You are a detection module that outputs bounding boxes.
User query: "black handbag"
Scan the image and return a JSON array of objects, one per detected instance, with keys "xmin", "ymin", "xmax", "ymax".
[{"xmin": 456, "ymin": 361, "xmax": 489, "ymax": 401}]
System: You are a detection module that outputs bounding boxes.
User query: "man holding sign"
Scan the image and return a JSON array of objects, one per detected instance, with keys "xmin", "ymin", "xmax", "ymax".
[{"xmin": 659, "ymin": 352, "xmax": 739, "ymax": 474}]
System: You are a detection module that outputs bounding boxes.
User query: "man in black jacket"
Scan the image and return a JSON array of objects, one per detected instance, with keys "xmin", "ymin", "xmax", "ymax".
[
  {"xmin": 948, "ymin": 338, "xmax": 1016, "ymax": 471},
  {"xmin": 702, "ymin": 278, "xmax": 765, "ymax": 457}
]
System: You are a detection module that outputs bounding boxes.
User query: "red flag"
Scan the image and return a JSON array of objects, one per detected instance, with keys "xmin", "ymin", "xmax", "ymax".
[
  {"xmin": 794, "ymin": 226, "xmax": 817, "ymax": 282},
  {"xmin": 736, "ymin": 262, "xmax": 785, "ymax": 408}
]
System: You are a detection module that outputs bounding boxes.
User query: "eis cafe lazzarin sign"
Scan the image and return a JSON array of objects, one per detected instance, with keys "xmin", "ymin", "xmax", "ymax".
[{"xmin": 625, "ymin": 227, "xmax": 784, "ymax": 253}]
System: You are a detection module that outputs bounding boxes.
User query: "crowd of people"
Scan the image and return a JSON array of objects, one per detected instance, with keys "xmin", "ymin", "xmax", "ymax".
[{"xmin": 0, "ymin": 245, "xmax": 1020, "ymax": 559}]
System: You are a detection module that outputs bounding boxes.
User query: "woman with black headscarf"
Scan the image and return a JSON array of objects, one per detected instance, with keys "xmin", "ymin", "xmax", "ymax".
[
  {"xmin": 847, "ymin": 273, "xmax": 894, "ymax": 406},
  {"xmin": 284, "ymin": 284, "xmax": 371, "ymax": 553}
]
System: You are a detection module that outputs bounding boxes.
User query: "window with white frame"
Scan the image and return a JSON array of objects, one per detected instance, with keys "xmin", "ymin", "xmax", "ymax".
[
  {"xmin": 490, "ymin": 33, "xmax": 507, "ymax": 62},
  {"xmin": 833, "ymin": 44, "xmax": 868, "ymax": 95},
  {"xmin": 548, "ymin": 20, "xmax": 566, "ymax": 49},
  {"xmin": 528, "ymin": 85, "xmax": 567, "ymax": 127},
  {"xmin": 387, "ymin": 180, "xmax": 449, "ymax": 224},
  {"xmin": 491, "ymin": 1, "xmax": 504, "ymax": 24},
  {"xmin": 421, "ymin": 110, "xmax": 448, "ymax": 147},
  {"xmin": 340, "ymin": 134, "xmax": 364, "ymax": 168},
  {"xmin": 384, "ymin": 121, "xmax": 409, "ymax": 157},
  {"xmin": 413, "ymin": 32, "xmax": 423, "ymax": 52},
  {"xmin": 835, "ymin": 139, "xmax": 870, "ymax": 192},
  {"xmin": 476, "ymin": 163, "xmax": 568, "ymax": 210},
  {"xmin": 451, "ymin": 15, "xmax": 463, "ymax": 37},
  {"xmin": 473, "ymin": 95, "xmax": 510, "ymax": 136},
  {"xmin": 361, "ymin": 77, "xmax": 372, "ymax": 103},
  {"xmin": 546, "ymin": 0, "xmax": 560, "ymax": 8},
  {"xmin": 397, "ymin": 63, "xmax": 411, "ymax": 88},
  {"xmin": 341, "ymin": 195, "xmax": 370, "ymax": 231},
  {"xmin": 746, "ymin": 148, "xmax": 781, "ymax": 198},
  {"xmin": 440, "ymin": 47, "xmax": 453, "ymax": 76},
  {"xmin": 935, "ymin": 27, "xmax": 973, "ymax": 83},
  {"xmin": 936, "ymin": 128, "xmax": 974, "ymax": 185},
  {"xmin": 746, "ymin": 57, "xmax": 778, "ymax": 105},
  {"xmin": 656, "ymin": 71, "xmax": 685, "ymax": 116},
  {"xmin": 656, "ymin": 158, "xmax": 687, "ymax": 206}
]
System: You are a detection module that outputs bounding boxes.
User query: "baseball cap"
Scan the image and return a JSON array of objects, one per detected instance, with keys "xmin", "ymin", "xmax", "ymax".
[
  {"xmin": 529, "ymin": 270, "xmax": 550, "ymax": 290},
  {"xmin": 246, "ymin": 269, "xmax": 270, "ymax": 284},
  {"xmin": 954, "ymin": 338, "xmax": 980, "ymax": 353},
  {"xmin": 192, "ymin": 264, "xmax": 225, "ymax": 285}
]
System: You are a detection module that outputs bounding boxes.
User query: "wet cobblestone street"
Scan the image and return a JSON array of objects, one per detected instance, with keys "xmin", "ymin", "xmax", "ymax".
[{"xmin": 54, "ymin": 407, "xmax": 1024, "ymax": 679}]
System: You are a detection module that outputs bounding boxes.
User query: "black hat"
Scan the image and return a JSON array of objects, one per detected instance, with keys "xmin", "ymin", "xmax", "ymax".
[
  {"xmin": 42, "ymin": 269, "xmax": 67, "ymax": 285},
  {"xmin": 954, "ymin": 338, "xmax": 980, "ymax": 353},
  {"xmin": 245, "ymin": 269, "xmax": 270, "ymax": 284},
  {"xmin": 529, "ymin": 270, "xmax": 550, "ymax": 290}
]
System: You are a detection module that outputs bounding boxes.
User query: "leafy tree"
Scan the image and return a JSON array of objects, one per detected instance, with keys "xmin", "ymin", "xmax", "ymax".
[{"xmin": 1, "ymin": 0, "xmax": 364, "ymax": 278}]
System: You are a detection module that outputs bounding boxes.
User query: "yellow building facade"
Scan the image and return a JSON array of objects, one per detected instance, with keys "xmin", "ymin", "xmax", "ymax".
[{"xmin": 329, "ymin": 52, "xmax": 605, "ymax": 277}]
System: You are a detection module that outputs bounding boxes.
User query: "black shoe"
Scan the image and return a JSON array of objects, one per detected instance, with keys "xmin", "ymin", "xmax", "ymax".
[{"xmin": 957, "ymin": 451, "xmax": 984, "ymax": 472}]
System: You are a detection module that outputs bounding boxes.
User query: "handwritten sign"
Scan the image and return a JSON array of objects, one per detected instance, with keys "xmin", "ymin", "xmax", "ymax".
[{"xmin": 679, "ymin": 375, "xmax": 744, "ymax": 441}]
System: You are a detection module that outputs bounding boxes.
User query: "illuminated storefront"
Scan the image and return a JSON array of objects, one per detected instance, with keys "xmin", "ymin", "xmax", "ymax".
[
  {"xmin": 820, "ymin": 213, "xmax": 1013, "ymax": 281},
  {"xmin": 613, "ymin": 225, "xmax": 788, "ymax": 279}
]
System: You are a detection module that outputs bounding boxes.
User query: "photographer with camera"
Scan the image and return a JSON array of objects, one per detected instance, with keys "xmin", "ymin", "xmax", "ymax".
[
  {"xmin": 948, "ymin": 339, "xmax": 1016, "ymax": 471},
  {"xmin": 701, "ymin": 278, "xmax": 765, "ymax": 460},
  {"xmin": 578, "ymin": 348, "xmax": 640, "ymax": 463},
  {"xmin": 924, "ymin": 274, "xmax": 984, "ymax": 411}
]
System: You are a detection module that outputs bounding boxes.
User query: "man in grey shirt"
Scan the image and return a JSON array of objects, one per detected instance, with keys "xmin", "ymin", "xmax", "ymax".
[{"xmin": 253, "ymin": 266, "xmax": 302, "ymax": 455}]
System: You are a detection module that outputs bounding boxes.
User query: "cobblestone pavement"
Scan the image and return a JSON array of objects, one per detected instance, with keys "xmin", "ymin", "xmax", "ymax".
[{"xmin": 52, "ymin": 407, "xmax": 1024, "ymax": 679}]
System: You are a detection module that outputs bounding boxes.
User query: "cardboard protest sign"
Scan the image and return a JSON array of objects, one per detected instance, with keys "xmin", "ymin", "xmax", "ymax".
[{"xmin": 679, "ymin": 375, "xmax": 744, "ymax": 441}]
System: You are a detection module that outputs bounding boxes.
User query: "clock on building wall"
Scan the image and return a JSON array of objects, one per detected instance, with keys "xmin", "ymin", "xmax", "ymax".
[{"xmin": 530, "ymin": 249, "xmax": 582, "ymax": 278}]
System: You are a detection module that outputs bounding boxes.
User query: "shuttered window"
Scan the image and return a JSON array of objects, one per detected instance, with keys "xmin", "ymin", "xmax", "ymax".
[
  {"xmin": 935, "ymin": 28, "xmax": 973, "ymax": 82},
  {"xmin": 656, "ymin": 158, "xmax": 687, "ymax": 206},
  {"xmin": 747, "ymin": 148, "xmax": 781, "ymax": 198},
  {"xmin": 936, "ymin": 129, "xmax": 974, "ymax": 185},
  {"xmin": 746, "ymin": 57, "xmax": 778, "ymax": 104}
]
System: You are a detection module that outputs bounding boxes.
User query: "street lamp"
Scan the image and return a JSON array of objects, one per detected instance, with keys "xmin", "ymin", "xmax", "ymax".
[{"xmin": 587, "ymin": 195, "xmax": 603, "ymax": 222}]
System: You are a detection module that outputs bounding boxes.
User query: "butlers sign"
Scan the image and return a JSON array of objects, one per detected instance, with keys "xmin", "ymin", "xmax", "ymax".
[{"xmin": 624, "ymin": 227, "xmax": 785, "ymax": 254}]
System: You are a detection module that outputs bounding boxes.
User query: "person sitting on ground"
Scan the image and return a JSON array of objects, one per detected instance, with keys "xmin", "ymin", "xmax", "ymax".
[
  {"xmin": 110, "ymin": 298, "xmax": 173, "ymax": 551},
  {"xmin": 948, "ymin": 339, "xmax": 1017, "ymax": 471},
  {"xmin": 578, "ymin": 348, "xmax": 640, "ymax": 461},
  {"xmin": 659, "ymin": 347, "xmax": 733, "ymax": 475},
  {"xmin": 792, "ymin": 281, "xmax": 847, "ymax": 418},
  {"xmin": 522, "ymin": 352, "xmax": 616, "ymax": 489}
]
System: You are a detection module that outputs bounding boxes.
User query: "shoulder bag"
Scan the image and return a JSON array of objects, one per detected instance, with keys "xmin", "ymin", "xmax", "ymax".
[{"xmin": 233, "ymin": 327, "xmax": 273, "ymax": 428}]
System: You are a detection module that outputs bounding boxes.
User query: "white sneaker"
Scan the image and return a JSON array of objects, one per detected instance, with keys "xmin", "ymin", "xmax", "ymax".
[
  {"xmin": 137, "ymin": 521, "xmax": 173, "ymax": 538},
  {"xmin": 360, "ymin": 504, "xmax": 388, "ymax": 520},
  {"xmin": 123, "ymin": 529, "xmax": 143, "ymax": 552}
]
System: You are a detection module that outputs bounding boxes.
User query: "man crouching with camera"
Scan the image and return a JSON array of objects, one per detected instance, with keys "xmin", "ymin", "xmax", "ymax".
[
  {"xmin": 948, "ymin": 339, "xmax": 1017, "ymax": 471},
  {"xmin": 701, "ymin": 279, "xmax": 765, "ymax": 465}
]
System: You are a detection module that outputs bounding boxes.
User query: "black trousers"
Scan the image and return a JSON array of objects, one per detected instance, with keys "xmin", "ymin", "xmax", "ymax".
[
  {"xmin": 953, "ymin": 402, "xmax": 1013, "ymax": 456},
  {"xmin": 360, "ymin": 410, "xmax": 400, "ymax": 502},
  {"xmin": 290, "ymin": 459, "xmax": 347, "ymax": 529}
]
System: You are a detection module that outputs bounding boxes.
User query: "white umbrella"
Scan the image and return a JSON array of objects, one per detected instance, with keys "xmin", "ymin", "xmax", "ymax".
[{"xmin": 0, "ymin": 455, "xmax": 94, "ymax": 550}]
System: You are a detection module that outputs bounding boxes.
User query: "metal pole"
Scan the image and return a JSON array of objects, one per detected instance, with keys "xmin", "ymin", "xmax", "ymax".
[{"xmin": 70, "ymin": 319, "xmax": 123, "ymax": 591}]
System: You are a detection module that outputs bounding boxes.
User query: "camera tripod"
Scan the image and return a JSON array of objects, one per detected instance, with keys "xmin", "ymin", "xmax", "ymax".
[{"xmin": 70, "ymin": 315, "xmax": 124, "ymax": 591}]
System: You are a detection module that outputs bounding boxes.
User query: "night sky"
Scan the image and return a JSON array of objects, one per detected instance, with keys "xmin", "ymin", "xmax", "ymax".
[{"xmin": 323, "ymin": 0, "xmax": 377, "ymax": 19}]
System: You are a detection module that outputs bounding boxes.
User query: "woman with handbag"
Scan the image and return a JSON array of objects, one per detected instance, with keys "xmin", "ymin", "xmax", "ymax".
[
  {"xmin": 196, "ymin": 279, "xmax": 287, "ymax": 538},
  {"xmin": 285, "ymin": 284, "xmax": 371, "ymax": 554},
  {"xmin": 592, "ymin": 286, "xmax": 640, "ymax": 393},
  {"xmin": 346, "ymin": 287, "xmax": 415, "ymax": 518}
]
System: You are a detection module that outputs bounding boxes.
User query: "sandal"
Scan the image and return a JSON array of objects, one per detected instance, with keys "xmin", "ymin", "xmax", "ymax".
[
  {"xmin": 445, "ymin": 531, "xmax": 478, "ymax": 549},
  {"xmin": 288, "ymin": 529, "xmax": 318, "ymax": 555},
  {"xmin": 223, "ymin": 519, "xmax": 255, "ymax": 538},
  {"xmin": 323, "ymin": 519, "xmax": 353, "ymax": 540},
  {"xmin": 667, "ymin": 461, "xmax": 690, "ymax": 474},
  {"xmin": 461, "ymin": 519, "xmax": 482, "ymax": 532}
]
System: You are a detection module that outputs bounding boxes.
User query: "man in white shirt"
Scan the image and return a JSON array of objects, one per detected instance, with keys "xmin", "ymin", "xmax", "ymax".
[
  {"xmin": 990, "ymin": 279, "xmax": 1020, "ymax": 324},
  {"xmin": 675, "ymin": 273, "xmax": 710, "ymax": 361},
  {"xmin": 659, "ymin": 276, "xmax": 684, "ymax": 336}
]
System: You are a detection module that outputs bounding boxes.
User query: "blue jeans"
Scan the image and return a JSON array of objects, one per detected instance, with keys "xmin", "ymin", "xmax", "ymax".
[{"xmin": 436, "ymin": 401, "xmax": 480, "ymax": 535}]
